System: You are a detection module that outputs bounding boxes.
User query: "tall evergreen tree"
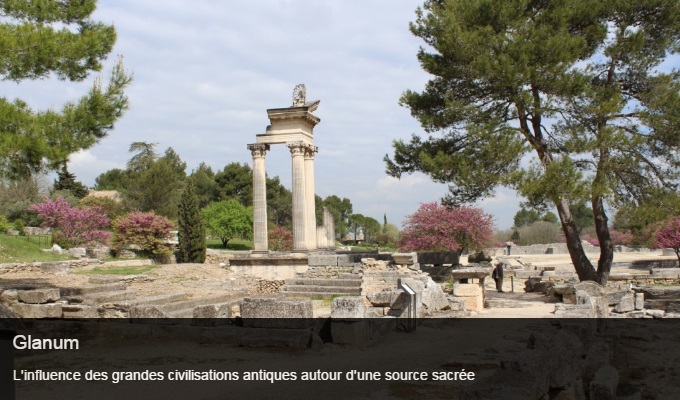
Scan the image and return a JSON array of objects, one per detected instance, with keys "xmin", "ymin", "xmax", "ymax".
[
  {"xmin": 177, "ymin": 181, "xmax": 205, "ymax": 263},
  {"xmin": 0, "ymin": 0, "xmax": 132, "ymax": 179},
  {"xmin": 386, "ymin": 0, "xmax": 680, "ymax": 284},
  {"xmin": 54, "ymin": 163, "xmax": 89, "ymax": 198}
]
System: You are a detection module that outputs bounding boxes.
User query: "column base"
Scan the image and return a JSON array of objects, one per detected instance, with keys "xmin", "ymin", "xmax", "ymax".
[{"xmin": 250, "ymin": 250, "xmax": 270, "ymax": 255}]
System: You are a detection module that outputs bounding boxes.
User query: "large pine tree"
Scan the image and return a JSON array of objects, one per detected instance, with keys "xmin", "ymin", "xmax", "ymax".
[
  {"xmin": 177, "ymin": 181, "xmax": 206, "ymax": 263},
  {"xmin": 0, "ymin": 0, "xmax": 132, "ymax": 179}
]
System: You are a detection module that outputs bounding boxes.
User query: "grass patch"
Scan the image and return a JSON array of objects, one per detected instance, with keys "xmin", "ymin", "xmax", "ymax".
[
  {"xmin": 310, "ymin": 294, "xmax": 359, "ymax": 304},
  {"xmin": 0, "ymin": 234, "xmax": 74, "ymax": 263},
  {"xmin": 77, "ymin": 265, "xmax": 159, "ymax": 275},
  {"xmin": 206, "ymin": 238, "xmax": 253, "ymax": 251}
]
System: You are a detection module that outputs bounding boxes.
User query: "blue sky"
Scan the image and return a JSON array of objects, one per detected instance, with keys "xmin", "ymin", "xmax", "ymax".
[{"xmin": 1, "ymin": 0, "xmax": 522, "ymax": 229}]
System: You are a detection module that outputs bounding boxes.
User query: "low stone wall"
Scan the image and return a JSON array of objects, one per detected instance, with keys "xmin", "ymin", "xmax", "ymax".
[
  {"xmin": 300, "ymin": 265, "xmax": 354, "ymax": 278},
  {"xmin": 490, "ymin": 243, "xmax": 660, "ymax": 256},
  {"xmin": 0, "ymin": 259, "xmax": 103, "ymax": 274}
]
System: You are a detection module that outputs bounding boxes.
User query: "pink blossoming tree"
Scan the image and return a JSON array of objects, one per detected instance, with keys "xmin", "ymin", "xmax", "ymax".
[
  {"xmin": 268, "ymin": 225, "xmax": 293, "ymax": 251},
  {"xmin": 398, "ymin": 202, "xmax": 494, "ymax": 254},
  {"xmin": 584, "ymin": 229, "xmax": 635, "ymax": 247},
  {"xmin": 29, "ymin": 197, "xmax": 110, "ymax": 248},
  {"xmin": 653, "ymin": 216, "xmax": 680, "ymax": 265}
]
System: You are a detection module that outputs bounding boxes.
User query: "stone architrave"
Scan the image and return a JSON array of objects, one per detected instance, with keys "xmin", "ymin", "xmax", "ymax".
[
  {"xmin": 248, "ymin": 143, "xmax": 270, "ymax": 252},
  {"xmin": 304, "ymin": 145, "xmax": 318, "ymax": 250},
  {"xmin": 288, "ymin": 142, "xmax": 308, "ymax": 251}
]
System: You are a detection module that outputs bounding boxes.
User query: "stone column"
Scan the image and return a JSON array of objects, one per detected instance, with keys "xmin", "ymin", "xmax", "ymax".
[
  {"xmin": 248, "ymin": 143, "xmax": 270, "ymax": 252},
  {"xmin": 304, "ymin": 145, "xmax": 318, "ymax": 251},
  {"xmin": 288, "ymin": 142, "xmax": 307, "ymax": 251},
  {"xmin": 323, "ymin": 207, "xmax": 336, "ymax": 250}
]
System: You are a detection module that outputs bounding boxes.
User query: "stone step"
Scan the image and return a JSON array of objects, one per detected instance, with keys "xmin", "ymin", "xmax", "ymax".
[
  {"xmin": 284, "ymin": 278, "xmax": 362, "ymax": 287},
  {"xmin": 159, "ymin": 292, "xmax": 245, "ymax": 313},
  {"xmin": 60, "ymin": 282, "xmax": 127, "ymax": 296},
  {"xmin": 166, "ymin": 300, "xmax": 238, "ymax": 318},
  {"xmin": 129, "ymin": 292, "xmax": 191, "ymax": 306},
  {"xmin": 339, "ymin": 273, "xmax": 362, "ymax": 280},
  {"xmin": 82, "ymin": 290, "xmax": 137, "ymax": 304},
  {"xmin": 282, "ymin": 285, "xmax": 361, "ymax": 294},
  {"xmin": 282, "ymin": 291, "xmax": 361, "ymax": 299}
]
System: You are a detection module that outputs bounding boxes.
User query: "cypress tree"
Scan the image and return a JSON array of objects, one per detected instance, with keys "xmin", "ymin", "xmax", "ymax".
[
  {"xmin": 54, "ymin": 163, "xmax": 89, "ymax": 199},
  {"xmin": 177, "ymin": 181, "xmax": 206, "ymax": 263}
]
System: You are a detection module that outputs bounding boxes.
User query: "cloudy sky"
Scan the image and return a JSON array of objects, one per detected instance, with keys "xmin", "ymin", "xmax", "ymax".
[{"xmin": 2, "ymin": 0, "xmax": 522, "ymax": 229}]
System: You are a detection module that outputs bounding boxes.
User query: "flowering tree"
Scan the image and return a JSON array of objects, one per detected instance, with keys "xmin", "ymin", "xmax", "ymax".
[
  {"xmin": 268, "ymin": 225, "xmax": 293, "ymax": 251},
  {"xmin": 29, "ymin": 197, "xmax": 110, "ymax": 248},
  {"xmin": 653, "ymin": 216, "xmax": 680, "ymax": 265},
  {"xmin": 111, "ymin": 211, "xmax": 174, "ymax": 261},
  {"xmin": 398, "ymin": 202, "xmax": 494, "ymax": 253}
]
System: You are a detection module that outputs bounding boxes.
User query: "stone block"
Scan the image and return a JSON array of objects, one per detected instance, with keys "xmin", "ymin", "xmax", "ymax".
[
  {"xmin": 606, "ymin": 290, "xmax": 630, "ymax": 306},
  {"xmin": 554, "ymin": 304, "xmax": 596, "ymax": 318},
  {"xmin": 1, "ymin": 289, "xmax": 19, "ymax": 305},
  {"xmin": 68, "ymin": 247, "xmax": 87, "ymax": 258},
  {"xmin": 649, "ymin": 268, "xmax": 680, "ymax": 278},
  {"xmin": 129, "ymin": 306, "xmax": 169, "ymax": 318},
  {"xmin": 331, "ymin": 296, "xmax": 367, "ymax": 319},
  {"xmin": 635, "ymin": 293, "xmax": 644, "ymax": 310},
  {"xmin": 308, "ymin": 254, "xmax": 338, "ymax": 266},
  {"xmin": 563, "ymin": 294, "xmax": 577, "ymax": 304},
  {"xmin": 391, "ymin": 252, "xmax": 417, "ymax": 265},
  {"xmin": 583, "ymin": 341, "xmax": 611, "ymax": 382},
  {"xmin": 613, "ymin": 293, "xmax": 635, "ymax": 313},
  {"xmin": 336, "ymin": 255, "xmax": 353, "ymax": 267},
  {"xmin": 240, "ymin": 297, "xmax": 313, "ymax": 328},
  {"xmin": 645, "ymin": 309, "xmax": 665, "ymax": 318},
  {"xmin": 589, "ymin": 365, "xmax": 619, "ymax": 400},
  {"xmin": 192, "ymin": 303, "xmax": 231, "ymax": 321},
  {"xmin": 366, "ymin": 291, "xmax": 393, "ymax": 307},
  {"xmin": 453, "ymin": 283, "xmax": 482, "ymax": 297},
  {"xmin": 17, "ymin": 288, "xmax": 61, "ymax": 304},
  {"xmin": 421, "ymin": 277, "xmax": 449, "ymax": 312},
  {"xmin": 463, "ymin": 293, "xmax": 484, "ymax": 312},
  {"xmin": 11, "ymin": 303, "xmax": 62, "ymax": 318},
  {"xmin": 533, "ymin": 281, "xmax": 555, "ymax": 294},
  {"xmin": 416, "ymin": 251, "xmax": 460, "ymax": 265},
  {"xmin": 448, "ymin": 297, "xmax": 466, "ymax": 311}
]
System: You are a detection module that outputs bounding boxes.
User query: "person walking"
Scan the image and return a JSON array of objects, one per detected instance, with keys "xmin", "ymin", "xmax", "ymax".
[{"xmin": 506, "ymin": 241, "xmax": 513, "ymax": 255}]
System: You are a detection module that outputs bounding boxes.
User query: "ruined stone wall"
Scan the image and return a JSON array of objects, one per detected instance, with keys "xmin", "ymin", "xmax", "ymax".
[
  {"xmin": 299, "ymin": 265, "xmax": 354, "ymax": 278},
  {"xmin": 0, "ymin": 259, "xmax": 103, "ymax": 274}
]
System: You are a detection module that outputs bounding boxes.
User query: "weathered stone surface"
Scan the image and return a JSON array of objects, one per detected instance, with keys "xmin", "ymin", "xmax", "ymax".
[
  {"xmin": 606, "ymin": 290, "xmax": 630, "ymax": 306},
  {"xmin": 192, "ymin": 303, "xmax": 231, "ymax": 319},
  {"xmin": 241, "ymin": 297, "xmax": 313, "ymax": 328},
  {"xmin": 11, "ymin": 303, "xmax": 62, "ymax": 318},
  {"xmin": 636, "ymin": 285, "xmax": 680, "ymax": 299},
  {"xmin": 336, "ymin": 255, "xmax": 353, "ymax": 267},
  {"xmin": 589, "ymin": 365, "xmax": 619, "ymax": 400},
  {"xmin": 552, "ymin": 379, "xmax": 586, "ymax": 400},
  {"xmin": 563, "ymin": 293, "xmax": 577, "ymax": 304},
  {"xmin": 68, "ymin": 247, "xmax": 87, "ymax": 258},
  {"xmin": 416, "ymin": 251, "xmax": 460, "ymax": 265},
  {"xmin": 308, "ymin": 254, "xmax": 338, "ymax": 266},
  {"xmin": 645, "ymin": 309, "xmax": 665, "ymax": 318},
  {"xmin": 533, "ymin": 281, "xmax": 556, "ymax": 294},
  {"xmin": 574, "ymin": 281, "xmax": 608, "ymax": 318},
  {"xmin": 62, "ymin": 305, "xmax": 98, "ymax": 318},
  {"xmin": 583, "ymin": 341, "xmax": 611, "ymax": 382},
  {"xmin": 129, "ymin": 305, "xmax": 169, "ymax": 318},
  {"xmin": 421, "ymin": 277, "xmax": 449, "ymax": 312},
  {"xmin": 391, "ymin": 252, "xmax": 417, "ymax": 265},
  {"xmin": 331, "ymin": 296, "xmax": 366, "ymax": 319},
  {"xmin": 448, "ymin": 297, "xmax": 466, "ymax": 311},
  {"xmin": 364, "ymin": 307, "xmax": 385, "ymax": 318},
  {"xmin": 17, "ymin": 288, "xmax": 61, "ymax": 304},
  {"xmin": 366, "ymin": 291, "xmax": 393, "ymax": 307},
  {"xmin": 554, "ymin": 304, "xmax": 596, "ymax": 318},
  {"xmin": 1, "ymin": 289, "xmax": 19, "ymax": 305},
  {"xmin": 524, "ymin": 277, "xmax": 542, "ymax": 292},
  {"xmin": 613, "ymin": 293, "xmax": 635, "ymax": 313},
  {"xmin": 635, "ymin": 293, "xmax": 644, "ymax": 310},
  {"xmin": 649, "ymin": 268, "xmax": 680, "ymax": 278},
  {"xmin": 553, "ymin": 284, "xmax": 576, "ymax": 295},
  {"xmin": 453, "ymin": 283, "xmax": 482, "ymax": 297}
]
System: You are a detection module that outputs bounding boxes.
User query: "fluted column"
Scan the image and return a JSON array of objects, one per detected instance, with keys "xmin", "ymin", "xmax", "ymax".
[
  {"xmin": 304, "ymin": 145, "xmax": 318, "ymax": 250},
  {"xmin": 248, "ymin": 144, "xmax": 270, "ymax": 252},
  {"xmin": 324, "ymin": 207, "xmax": 336, "ymax": 249},
  {"xmin": 288, "ymin": 142, "xmax": 307, "ymax": 251}
]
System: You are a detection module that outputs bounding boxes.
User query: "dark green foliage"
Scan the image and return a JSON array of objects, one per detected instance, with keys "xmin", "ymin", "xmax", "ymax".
[
  {"xmin": 386, "ymin": 0, "xmax": 680, "ymax": 284},
  {"xmin": 177, "ymin": 181, "xmax": 206, "ymax": 263},
  {"xmin": 54, "ymin": 164, "xmax": 89, "ymax": 198},
  {"xmin": 0, "ymin": 0, "xmax": 132, "ymax": 178},
  {"xmin": 323, "ymin": 195, "xmax": 353, "ymax": 239},
  {"xmin": 189, "ymin": 162, "xmax": 217, "ymax": 209}
]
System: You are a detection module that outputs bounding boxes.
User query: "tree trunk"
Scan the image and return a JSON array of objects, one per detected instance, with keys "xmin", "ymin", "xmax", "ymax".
[
  {"xmin": 592, "ymin": 193, "xmax": 613, "ymax": 286},
  {"xmin": 554, "ymin": 197, "xmax": 598, "ymax": 281},
  {"xmin": 221, "ymin": 238, "xmax": 229, "ymax": 248}
]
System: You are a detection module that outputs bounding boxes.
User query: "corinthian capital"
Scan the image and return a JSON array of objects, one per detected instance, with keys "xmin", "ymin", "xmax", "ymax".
[
  {"xmin": 287, "ymin": 141, "xmax": 307, "ymax": 156},
  {"xmin": 247, "ymin": 143, "xmax": 270, "ymax": 158}
]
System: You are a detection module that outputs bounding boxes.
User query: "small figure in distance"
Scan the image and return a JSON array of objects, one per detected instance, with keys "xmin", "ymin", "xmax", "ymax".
[
  {"xmin": 506, "ymin": 241, "xmax": 513, "ymax": 255},
  {"xmin": 493, "ymin": 262, "xmax": 504, "ymax": 292}
]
